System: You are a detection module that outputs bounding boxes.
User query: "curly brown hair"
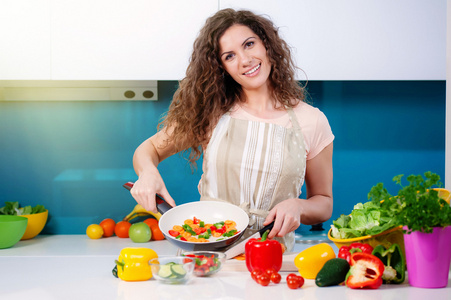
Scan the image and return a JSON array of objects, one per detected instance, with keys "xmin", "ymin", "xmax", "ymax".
[{"xmin": 160, "ymin": 8, "xmax": 306, "ymax": 165}]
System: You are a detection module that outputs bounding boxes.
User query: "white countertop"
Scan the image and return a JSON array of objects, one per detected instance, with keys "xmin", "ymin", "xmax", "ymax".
[{"xmin": 0, "ymin": 235, "xmax": 450, "ymax": 300}]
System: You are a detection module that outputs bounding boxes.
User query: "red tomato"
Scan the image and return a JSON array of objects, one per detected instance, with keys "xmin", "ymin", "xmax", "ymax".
[
  {"xmin": 338, "ymin": 251, "xmax": 349, "ymax": 261},
  {"xmin": 168, "ymin": 230, "xmax": 180, "ymax": 237},
  {"xmin": 360, "ymin": 243, "xmax": 374, "ymax": 254},
  {"xmin": 286, "ymin": 273, "xmax": 298, "ymax": 281},
  {"xmin": 270, "ymin": 272, "xmax": 281, "ymax": 284},
  {"xmin": 215, "ymin": 226, "xmax": 226, "ymax": 234},
  {"xmin": 251, "ymin": 270, "xmax": 263, "ymax": 281},
  {"xmin": 265, "ymin": 268, "xmax": 276, "ymax": 276},
  {"xmin": 297, "ymin": 275, "xmax": 305, "ymax": 288},
  {"xmin": 339, "ymin": 245, "xmax": 350, "ymax": 253},
  {"xmin": 99, "ymin": 218, "xmax": 116, "ymax": 237},
  {"xmin": 287, "ymin": 277, "xmax": 300, "ymax": 289},
  {"xmin": 349, "ymin": 242, "xmax": 363, "ymax": 248},
  {"xmin": 257, "ymin": 273, "xmax": 271, "ymax": 286},
  {"xmin": 114, "ymin": 221, "xmax": 131, "ymax": 238},
  {"xmin": 286, "ymin": 274, "xmax": 304, "ymax": 289}
]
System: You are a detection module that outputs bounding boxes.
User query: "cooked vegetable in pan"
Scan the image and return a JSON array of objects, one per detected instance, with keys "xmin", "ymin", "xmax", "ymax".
[{"xmin": 168, "ymin": 216, "xmax": 239, "ymax": 243}]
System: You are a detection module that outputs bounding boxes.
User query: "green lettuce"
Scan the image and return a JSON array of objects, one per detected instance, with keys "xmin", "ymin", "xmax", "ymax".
[
  {"xmin": 0, "ymin": 201, "xmax": 46, "ymax": 215},
  {"xmin": 330, "ymin": 199, "xmax": 397, "ymax": 239}
]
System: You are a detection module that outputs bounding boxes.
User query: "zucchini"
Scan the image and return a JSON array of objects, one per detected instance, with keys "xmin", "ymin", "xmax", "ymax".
[{"xmin": 315, "ymin": 258, "xmax": 350, "ymax": 287}]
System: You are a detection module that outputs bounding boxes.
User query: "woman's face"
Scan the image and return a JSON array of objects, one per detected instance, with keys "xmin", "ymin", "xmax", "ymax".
[{"xmin": 219, "ymin": 24, "xmax": 271, "ymax": 92}]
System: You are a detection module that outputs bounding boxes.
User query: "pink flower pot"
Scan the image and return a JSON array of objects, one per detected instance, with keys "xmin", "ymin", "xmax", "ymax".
[{"xmin": 403, "ymin": 226, "xmax": 451, "ymax": 288}]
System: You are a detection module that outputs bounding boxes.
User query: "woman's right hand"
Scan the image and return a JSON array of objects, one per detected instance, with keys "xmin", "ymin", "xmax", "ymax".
[
  {"xmin": 131, "ymin": 128, "xmax": 180, "ymax": 213},
  {"xmin": 129, "ymin": 172, "xmax": 176, "ymax": 213}
]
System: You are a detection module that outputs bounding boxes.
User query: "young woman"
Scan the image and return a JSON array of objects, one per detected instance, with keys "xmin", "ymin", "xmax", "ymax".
[{"xmin": 130, "ymin": 9, "xmax": 334, "ymax": 251}]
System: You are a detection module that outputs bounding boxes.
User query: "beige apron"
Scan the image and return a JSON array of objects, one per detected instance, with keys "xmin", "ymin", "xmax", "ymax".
[{"xmin": 200, "ymin": 108, "xmax": 307, "ymax": 251}]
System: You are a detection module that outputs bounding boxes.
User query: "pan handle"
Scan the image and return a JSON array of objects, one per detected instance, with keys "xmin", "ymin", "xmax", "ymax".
[
  {"xmin": 258, "ymin": 221, "xmax": 275, "ymax": 235},
  {"xmin": 122, "ymin": 182, "xmax": 173, "ymax": 215}
]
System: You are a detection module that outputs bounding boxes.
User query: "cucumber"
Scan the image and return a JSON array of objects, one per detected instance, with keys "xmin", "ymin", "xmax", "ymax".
[
  {"xmin": 315, "ymin": 258, "xmax": 350, "ymax": 287},
  {"xmin": 158, "ymin": 262, "xmax": 187, "ymax": 279},
  {"xmin": 171, "ymin": 264, "xmax": 187, "ymax": 278},
  {"xmin": 158, "ymin": 264, "xmax": 173, "ymax": 278}
]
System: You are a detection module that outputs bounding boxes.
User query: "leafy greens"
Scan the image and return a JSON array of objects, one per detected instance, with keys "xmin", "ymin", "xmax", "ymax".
[
  {"xmin": 330, "ymin": 199, "xmax": 398, "ymax": 239},
  {"xmin": 331, "ymin": 171, "xmax": 451, "ymax": 238},
  {"xmin": 384, "ymin": 172, "xmax": 451, "ymax": 233},
  {"xmin": 0, "ymin": 201, "xmax": 46, "ymax": 216}
]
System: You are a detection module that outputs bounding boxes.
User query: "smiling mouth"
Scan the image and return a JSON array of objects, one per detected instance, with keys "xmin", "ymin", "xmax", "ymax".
[{"xmin": 243, "ymin": 63, "xmax": 261, "ymax": 75}]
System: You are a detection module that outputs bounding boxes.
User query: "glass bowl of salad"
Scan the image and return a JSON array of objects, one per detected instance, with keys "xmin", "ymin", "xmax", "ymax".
[{"xmin": 181, "ymin": 251, "xmax": 226, "ymax": 277}]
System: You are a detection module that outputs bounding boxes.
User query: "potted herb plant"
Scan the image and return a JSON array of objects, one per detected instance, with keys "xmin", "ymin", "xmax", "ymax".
[{"xmin": 374, "ymin": 171, "xmax": 451, "ymax": 288}]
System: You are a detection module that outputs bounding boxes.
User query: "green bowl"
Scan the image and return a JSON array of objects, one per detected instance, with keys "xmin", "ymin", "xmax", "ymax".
[{"xmin": 0, "ymin": 215, "xmax": 28, "ymax": 249}]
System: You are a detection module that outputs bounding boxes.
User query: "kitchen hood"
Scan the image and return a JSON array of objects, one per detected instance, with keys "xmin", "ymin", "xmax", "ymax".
[{"xmin": 0, "ymin": 80, "xmax": 158, "ymax": 101}]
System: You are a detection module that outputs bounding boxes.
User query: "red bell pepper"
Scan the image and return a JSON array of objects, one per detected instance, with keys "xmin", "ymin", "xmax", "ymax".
[
  {"xmin": 346, "ymin": 252, "xmax": 384, "ymax": 289},
  {"xmin": 245, "ymin": 230, "xmax": 283, "ymax": 273},
  {"xmin": 338, "ymin": 242, "xmax": 374, "ymax": 263}
]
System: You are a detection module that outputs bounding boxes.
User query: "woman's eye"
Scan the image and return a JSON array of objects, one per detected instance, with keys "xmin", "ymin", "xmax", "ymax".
[
  {"xmin": 225, "ymin": 53, "xmax": 234, "ymax": 61},
  {"xmin": 245, "ymin": 41, "xmax": 254, "ymax": 48}
]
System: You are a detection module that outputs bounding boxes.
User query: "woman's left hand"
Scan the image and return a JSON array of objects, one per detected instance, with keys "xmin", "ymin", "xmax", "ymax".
[{"xmin": 263, "ymin": 198, "xmax": 303, "ymax": 239}]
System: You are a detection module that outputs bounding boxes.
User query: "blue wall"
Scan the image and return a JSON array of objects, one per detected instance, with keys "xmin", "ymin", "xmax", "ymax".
[{"xmin": 0, "ymin": 81, "xmax": 445, "ymax": 234}]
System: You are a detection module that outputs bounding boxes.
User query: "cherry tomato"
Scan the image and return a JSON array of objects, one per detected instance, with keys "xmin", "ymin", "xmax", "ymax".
[
  {"xmin": 287, "ymin": 277, "xmax": 301, "ymax": 289},
  {"xmin": 286, "ymin": 273, "xmax": 304, "ymax": 289},
  {"xmin": 338, "ymin": 251, "xmax": 349, "ymax": 261},
  {"xmin": 339, "ymin": 245, "xmax": 350, "ymax": 253},
  {"xmin": 360, "ymin": 243, "xmax": 374, "ymax": 254},
  {"xmin": 265, "ymin": 268, "xmax": 276, "ymax": 276},
  {"xmin": 251, "ymin": 270, "xmax": 263, "ymax": 281},
  {"xmin": 270, "ymin": 272, "xmax": 281, "ymax": 284},
  {"xmin": 297, "ymin": 275, "xmax": 305, "ymax": 288},
  {"xmin": 257, "ymin": 273, "xmax": 271, "ymax": 286},
  {"xmin": 286, "ymin": 273, "xmax": 298, "ymax": 281}
]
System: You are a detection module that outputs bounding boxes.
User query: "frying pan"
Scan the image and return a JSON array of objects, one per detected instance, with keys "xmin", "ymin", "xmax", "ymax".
[{"xmin": 123, "ymin": 182, "xmax": 249, "ymax": 251}]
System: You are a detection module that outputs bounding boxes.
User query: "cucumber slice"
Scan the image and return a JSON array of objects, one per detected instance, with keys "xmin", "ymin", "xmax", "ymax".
[
  {"xmin": 171, "ymin": 264, "xmax": 187, "ymax": 278},
  {"xmin": 158, "ymin": 264, "xmax": 173, "ymax": 278}
]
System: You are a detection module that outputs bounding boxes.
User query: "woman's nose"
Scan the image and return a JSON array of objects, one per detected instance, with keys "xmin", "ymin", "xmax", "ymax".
[{"xmin": 240, "ymin": 53, "xmax": 252, "ymax": 66}]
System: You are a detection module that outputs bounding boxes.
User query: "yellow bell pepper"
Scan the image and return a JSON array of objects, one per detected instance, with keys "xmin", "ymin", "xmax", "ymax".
[
  {"xmin": 114, "ymin": 247, "xmax": 158, "ymax": 281},
  {"xmin": 294, "ymin": 243, "xmax": 335, "ymax": 279}
]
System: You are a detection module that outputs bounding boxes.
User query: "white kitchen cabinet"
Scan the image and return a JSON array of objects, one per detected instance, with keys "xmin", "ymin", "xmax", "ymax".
[
  {"xmin": 1, "ymin": 0, "xmax": 446, "ymax": 81},
  {"xmin": 0, "ymin": 0, "xmax": 52, "ymax": 80},
  {"xmin": 220, "ymin": 0, "xmax": 446, "ymax": 80},
  {"xmin": 51, "ymin": 0, "xmax": 218, "ymax": 80}
]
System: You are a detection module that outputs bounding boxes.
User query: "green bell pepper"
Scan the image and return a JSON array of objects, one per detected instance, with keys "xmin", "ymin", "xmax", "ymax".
[{"xmin": 371, "ymin": 243, "xmax": 405, "ymax": 284}]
